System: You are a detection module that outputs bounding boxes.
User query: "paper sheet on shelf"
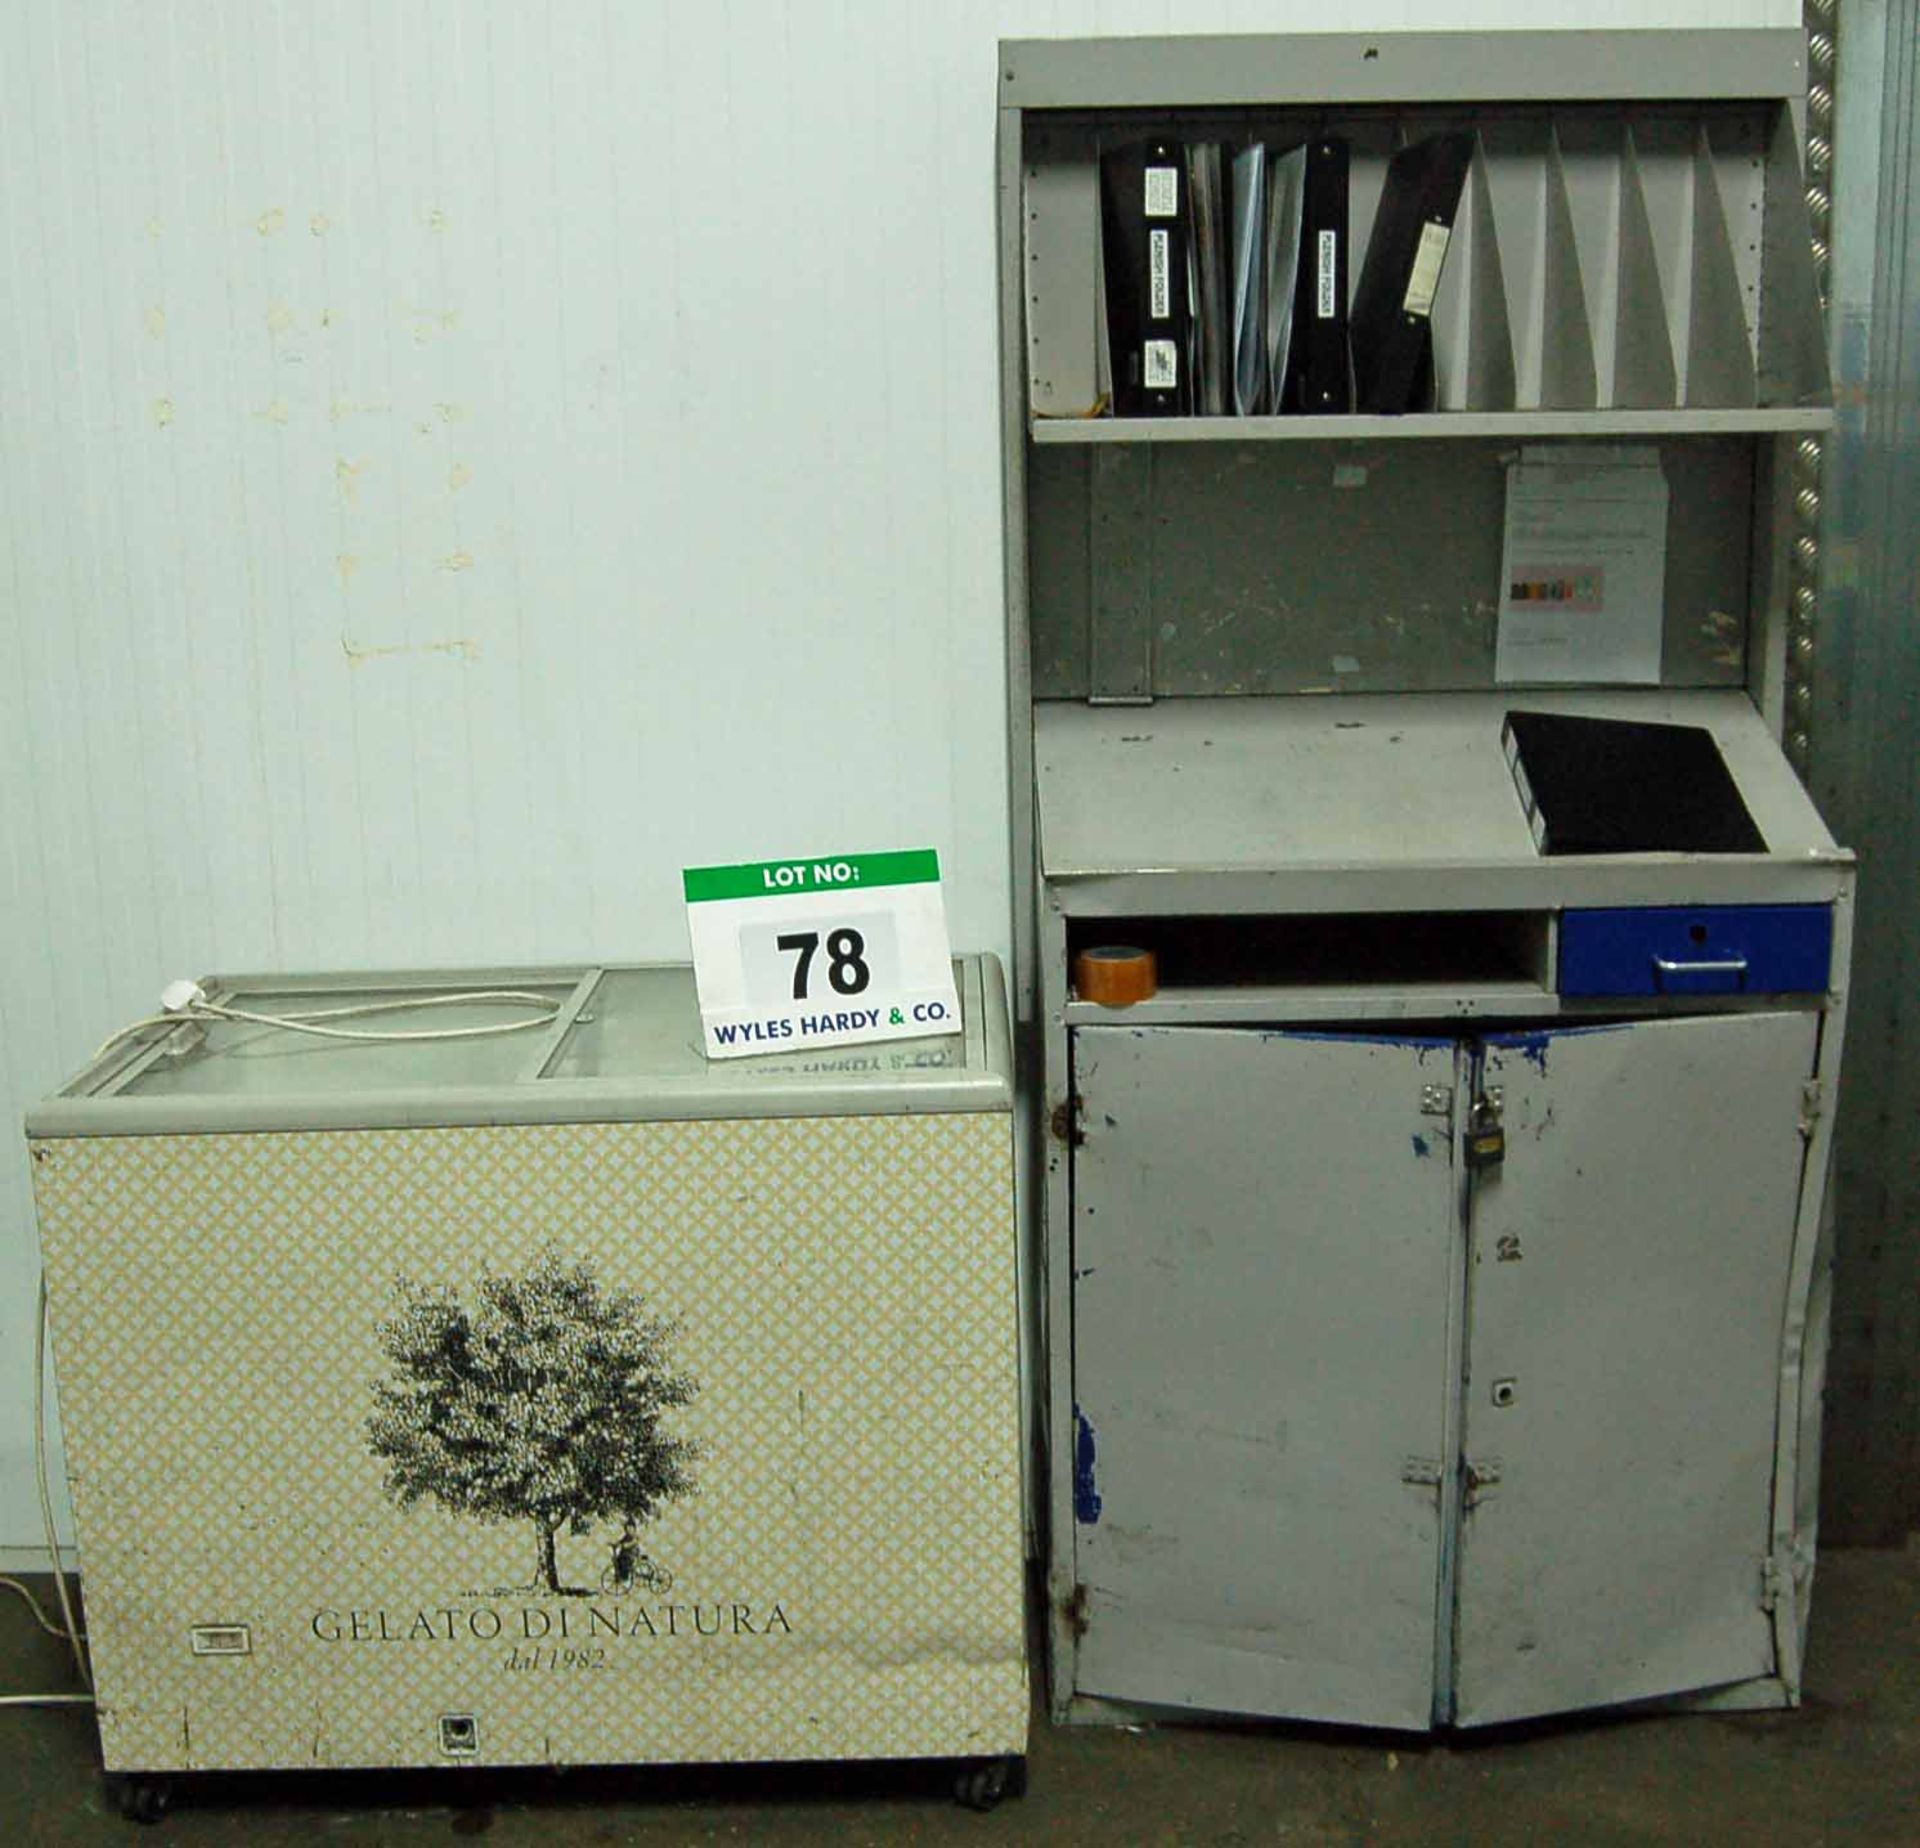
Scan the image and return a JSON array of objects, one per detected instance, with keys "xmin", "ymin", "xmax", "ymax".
[
  {"xmin": 1264, "ymin": 145, "xmax": 1307, "ymax": 400},
  {"xmin": 1495, "ymin": 445, "xmax": 1669, "ymax": 685}
]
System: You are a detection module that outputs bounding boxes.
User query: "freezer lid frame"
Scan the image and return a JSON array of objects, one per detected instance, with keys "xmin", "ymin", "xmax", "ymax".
[{"xmin": 26, "ymin": 957, "xmax": 1012, "ymax": 1138}]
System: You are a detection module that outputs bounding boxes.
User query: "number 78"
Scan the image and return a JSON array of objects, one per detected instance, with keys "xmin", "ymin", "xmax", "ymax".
[{"xmin": 774, "ymin": 929, "xmax": 872, "ymax": 1001}]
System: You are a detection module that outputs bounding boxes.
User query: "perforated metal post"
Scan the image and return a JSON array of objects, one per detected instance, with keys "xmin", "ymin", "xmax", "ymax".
[{"xmin": 1787, "ymin": 2, "xmax": 1836, "ymax": 773}]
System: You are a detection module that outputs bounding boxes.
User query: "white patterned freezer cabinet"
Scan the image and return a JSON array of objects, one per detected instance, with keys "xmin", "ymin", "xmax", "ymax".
[{"xmin": 26, "ymin": 960, "xmax": 1026, "ymax": 1789}]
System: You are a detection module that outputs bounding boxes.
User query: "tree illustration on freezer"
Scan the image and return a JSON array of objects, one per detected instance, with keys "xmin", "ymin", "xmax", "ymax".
[{"xmin": 367, "ymin": 1247, "xmax": 699, "ymax": 1595}]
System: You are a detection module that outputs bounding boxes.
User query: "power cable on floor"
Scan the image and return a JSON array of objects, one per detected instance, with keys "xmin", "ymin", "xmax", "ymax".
[{"xmin": 0, "ymin": 1278, "xmax": 96, "ymax": 1712}]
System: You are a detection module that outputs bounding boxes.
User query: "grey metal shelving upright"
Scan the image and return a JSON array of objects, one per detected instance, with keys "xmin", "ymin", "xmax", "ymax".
[{"xmin": 998, "ymin": 29, "xmax": 1852, "ymax": 1731}]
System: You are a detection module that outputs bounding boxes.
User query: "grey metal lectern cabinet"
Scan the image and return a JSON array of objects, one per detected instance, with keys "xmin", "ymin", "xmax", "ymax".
[{"xmin": 997, "ymin": 30, "xmax": 1851, "ymax": 1730}]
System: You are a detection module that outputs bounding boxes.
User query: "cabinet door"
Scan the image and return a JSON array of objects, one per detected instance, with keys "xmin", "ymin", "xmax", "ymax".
[
  {"xmin": 1452, "ymin": 1011, "xmax": 1819, "ymax": 1726},
  {"xmin": 1071, "ymin": 1025, "xmax": 1461, "ymax": 1728}
]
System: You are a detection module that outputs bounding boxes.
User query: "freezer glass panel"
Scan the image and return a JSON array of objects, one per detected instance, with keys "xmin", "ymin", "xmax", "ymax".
[{"xmin": 543, "ymin": 967, "xmax": 974, "ymax": 1082}]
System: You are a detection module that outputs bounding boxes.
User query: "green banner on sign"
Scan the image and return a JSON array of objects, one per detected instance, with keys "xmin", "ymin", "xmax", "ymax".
[{"xmin": 682, "ymin": 850, "xmax": 941, "ymax": 904}]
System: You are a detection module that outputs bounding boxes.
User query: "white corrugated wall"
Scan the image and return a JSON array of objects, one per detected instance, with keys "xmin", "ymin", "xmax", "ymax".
[{"xmin": 0, "ymin": 0, "xmax": 1796, "ymax": 1558}]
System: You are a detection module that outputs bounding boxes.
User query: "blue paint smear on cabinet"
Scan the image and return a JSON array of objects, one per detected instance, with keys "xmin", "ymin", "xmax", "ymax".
[
  {"xmin": 1485, "ymin": 1021, "xmax": 1632, "ymax": 1074},
  {"xmin": 1073, "ymin": 1405, "xmax": 1103, "ymax": 1524},
  {"xmin": 1267, "ymin": 1029, "xmax": 1454, "ymax": 1052}
]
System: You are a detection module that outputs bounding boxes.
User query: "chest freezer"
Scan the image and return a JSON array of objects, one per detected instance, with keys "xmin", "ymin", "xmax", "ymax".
[{"xmin": 27, "ymin": 958, "xmax": 1026, "ymax": 1785}]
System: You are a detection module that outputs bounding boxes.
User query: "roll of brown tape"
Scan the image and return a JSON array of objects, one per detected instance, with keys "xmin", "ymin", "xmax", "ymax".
[{"xmin": 1073, "ymin": 945, "xmax": 1158, "ymax": 1007}]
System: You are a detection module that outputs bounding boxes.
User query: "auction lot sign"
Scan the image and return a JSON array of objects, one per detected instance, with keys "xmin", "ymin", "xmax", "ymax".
[{"xmin": 683, "ymin": 849, "xmax": 962, "ymax": 1060}]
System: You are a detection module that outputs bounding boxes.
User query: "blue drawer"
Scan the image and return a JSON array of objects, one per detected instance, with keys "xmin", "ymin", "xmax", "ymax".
[{"xmin": 1559, "ymin": 905, "xmax": 1833, "ymax": 998}]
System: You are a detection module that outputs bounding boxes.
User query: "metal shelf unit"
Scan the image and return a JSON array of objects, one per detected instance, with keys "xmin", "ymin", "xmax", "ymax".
[{"xmin": 997, "ymin": 29, "xmax": 1852, "ymax": 1734}]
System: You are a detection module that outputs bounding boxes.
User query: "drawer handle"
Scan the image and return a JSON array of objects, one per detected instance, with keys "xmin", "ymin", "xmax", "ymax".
[{"xmin": 1652, "ymin": 954, "xmax": 1749, "ymax": 993}]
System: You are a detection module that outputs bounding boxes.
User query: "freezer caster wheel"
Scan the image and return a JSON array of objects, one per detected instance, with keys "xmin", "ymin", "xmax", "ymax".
[
  {"xmin": 953, "ymin": 1754, "xmax": 1026, "ymax": 1811},
  {"xmin": 105, "ymin": 1774, "xmax": 174, "ymax": 1826}
]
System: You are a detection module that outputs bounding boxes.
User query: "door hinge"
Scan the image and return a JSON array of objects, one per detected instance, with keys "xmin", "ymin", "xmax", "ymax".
[
  {"xmin": 1760, "ymin": 1552, "xmax": 1794, "ymax": 1613},
  {"xmin": 1060, "ymin": 1582, "xmax": 1091, "ymax": 1639},
  {"xmin": 1049, "ymin": 1097, "xmax": 1085, "ymax": 1148},
  {"xmin": 1463, "ymin": 1458, "xmax": 1502, "ymax": 1510},
  {"xmin": 1798, "ymin": 1081, "xmax": 1824, "ymax": 1139},
  {"xmin": 1401, "ymin": 1456, "xmax": 1444, "ymax": 1496}
]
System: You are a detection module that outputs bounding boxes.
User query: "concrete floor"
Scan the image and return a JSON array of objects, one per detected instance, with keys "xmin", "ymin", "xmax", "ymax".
[{"xmin": 4, "ymin": 1549, "xmax": 1918, "ymax": 1846}]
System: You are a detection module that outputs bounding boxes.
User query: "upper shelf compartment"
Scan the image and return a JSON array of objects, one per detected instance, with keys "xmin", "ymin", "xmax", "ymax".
[{"xmin": 1012, "ymin": 31, "xmax": 1830, "ymax": 435}]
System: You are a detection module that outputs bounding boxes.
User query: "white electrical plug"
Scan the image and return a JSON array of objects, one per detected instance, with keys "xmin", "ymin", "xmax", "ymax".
[{"xmin": 159, "ymin": 979, "xmax": 208, "ymax": 1014}]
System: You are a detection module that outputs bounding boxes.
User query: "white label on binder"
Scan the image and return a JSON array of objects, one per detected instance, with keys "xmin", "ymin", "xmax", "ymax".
[
  {"xmin": 1149, "ymin": 229, "xmax": 1171, "ymax": 317},
  {"xmin": 1144, "ymin": 166, "xmax": 1177, "ymax": 217},
  {"xmin": 1143, "ymin": 339, "xmax": 1178, "ymax": 389},
  {"xmin": 1316, "ymin": 231, "xmax": 1338, "ymax": 318},
  {"xmin": 1403, "ymin": 220, "xmax": 1452, "ymax": 319}
]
